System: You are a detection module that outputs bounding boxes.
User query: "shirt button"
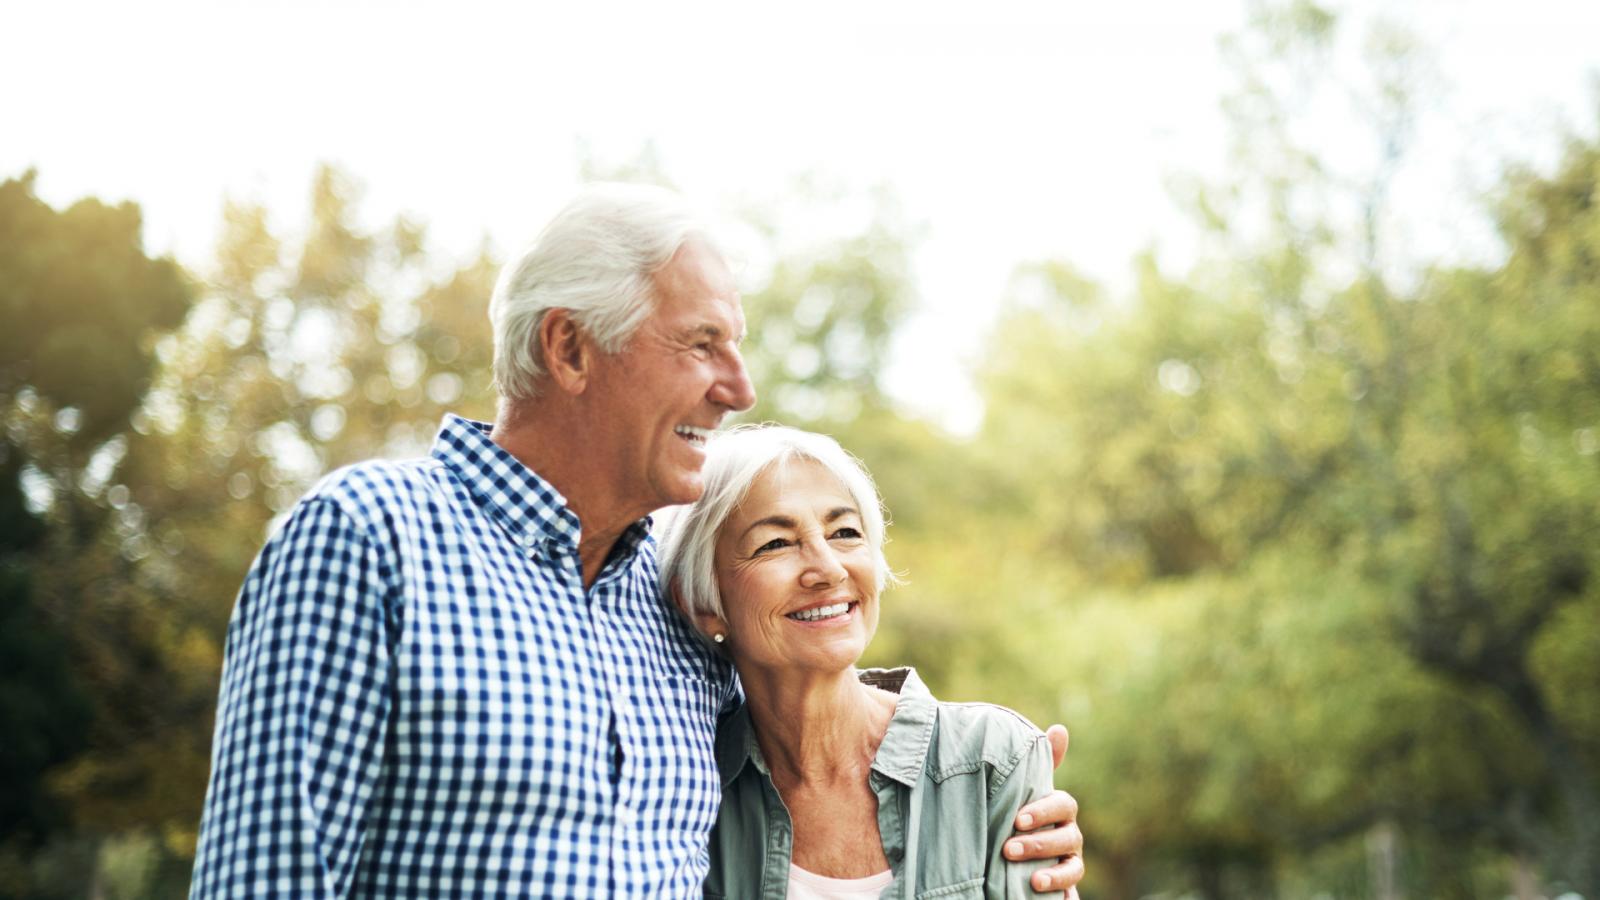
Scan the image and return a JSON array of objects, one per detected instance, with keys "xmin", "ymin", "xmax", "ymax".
[{"xmin": 616, "ymin": 805, "xmax": 637, "ymax": 828}]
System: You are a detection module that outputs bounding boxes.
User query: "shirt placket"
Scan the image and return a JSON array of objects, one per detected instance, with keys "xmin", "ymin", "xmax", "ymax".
[
  {"xmin": 588, "ymin": 570, "xmax": 639, "ymax": 893},
  {"xmin": 533, "ymin": 530, "xmax": 624, "ymax": 892}
]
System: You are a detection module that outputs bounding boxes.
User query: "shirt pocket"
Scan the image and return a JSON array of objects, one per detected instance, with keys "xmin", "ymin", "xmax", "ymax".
[{"xmin": 626, "ymin": 672, "xmax": 723, "ymax": 835}]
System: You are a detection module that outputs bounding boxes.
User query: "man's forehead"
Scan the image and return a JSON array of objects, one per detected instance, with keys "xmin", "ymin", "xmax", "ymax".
[{"xmin": 668, "ymin": 294, "xmax": 746, "ymax": 341}]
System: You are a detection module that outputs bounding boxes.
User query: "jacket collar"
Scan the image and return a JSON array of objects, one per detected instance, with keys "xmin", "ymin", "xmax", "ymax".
[{"xmin": 863, "ymin": 667, "xmax": 938, "ymax": 787}]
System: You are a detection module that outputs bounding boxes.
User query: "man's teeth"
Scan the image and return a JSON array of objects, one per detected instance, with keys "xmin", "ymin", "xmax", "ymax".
[
  {"xmin": 788, "ymin": 602, "xmax": 852, "ymax": 622},
  {"xmin": 674, "ymin": 425, "xmax": 711, "ymax": 444}
]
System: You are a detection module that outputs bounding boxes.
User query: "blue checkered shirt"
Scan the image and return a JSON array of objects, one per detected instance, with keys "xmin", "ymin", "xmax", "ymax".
[{"xmin": 191, "ymin": 414, "xmax": 736, "ymax": 898}]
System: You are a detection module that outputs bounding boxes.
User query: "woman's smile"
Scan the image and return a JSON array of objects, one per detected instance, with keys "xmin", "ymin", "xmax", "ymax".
[{"xmin": 786, "ymin": 600, "xmax": 859, "ymax": 623}]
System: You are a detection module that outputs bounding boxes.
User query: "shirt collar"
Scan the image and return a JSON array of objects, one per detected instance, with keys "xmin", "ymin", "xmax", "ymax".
[
  {"xmin": 431, "ymin": 414, "xmax": 654, "ymax": 553},
  {"xmin": 714, "ymin": 666, "xmax": 937, "ymax": 789}
]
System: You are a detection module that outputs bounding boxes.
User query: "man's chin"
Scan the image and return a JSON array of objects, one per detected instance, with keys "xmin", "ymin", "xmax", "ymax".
[{"xmin": 656, "ymin": 475, "xmax": 706, "ymax": 509}]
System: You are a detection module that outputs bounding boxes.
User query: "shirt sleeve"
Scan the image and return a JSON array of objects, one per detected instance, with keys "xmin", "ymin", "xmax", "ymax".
[
  {"xmin": 986, "ymin": 733, "xmax": 1063, "ymax": 900},
  {"xmin": 190, "ymin": 498, "xmax": 397, "ymax": 899}
]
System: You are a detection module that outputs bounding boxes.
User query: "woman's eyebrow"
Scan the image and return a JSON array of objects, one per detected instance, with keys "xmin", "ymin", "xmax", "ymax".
[
  {"xmin": 740, "ymin": 515, "xmax": 797, "ymax": 540},
  {"xmin": 739, "ymin": 507, "xmax": 859, "ymax": 541}
]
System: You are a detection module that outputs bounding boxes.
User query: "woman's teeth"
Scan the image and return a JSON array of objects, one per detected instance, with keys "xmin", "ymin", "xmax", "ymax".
[{"xmin": 788, "ymin": 602, "xmax": 852, "ymax": 622}]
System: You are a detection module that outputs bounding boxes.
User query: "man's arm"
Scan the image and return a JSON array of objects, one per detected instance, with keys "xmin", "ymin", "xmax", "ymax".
[
  {"xmin": 1004, "ymin": 724, "xmax": 1086, "ymax": 897},
  {"xmin": 190, "ymin": 499, "xmax": 396, "ymax": 899}
]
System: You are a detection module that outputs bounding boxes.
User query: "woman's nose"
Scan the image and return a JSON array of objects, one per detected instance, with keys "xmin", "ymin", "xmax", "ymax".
[{"xmin": 799, "ymin": 541, "xmax": 847, "ymax": 586}]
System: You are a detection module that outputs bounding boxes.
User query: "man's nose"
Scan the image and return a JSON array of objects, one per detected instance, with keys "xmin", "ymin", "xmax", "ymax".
[{"xmin": 711, "ymin": 348, "xmax": 757, "ymax": 412}]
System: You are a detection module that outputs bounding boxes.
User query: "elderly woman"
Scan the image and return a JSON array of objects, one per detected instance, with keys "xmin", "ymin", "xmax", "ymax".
[{"xmin": 658, "ymin": 425, "xmax": 1063, "ymax": 899}]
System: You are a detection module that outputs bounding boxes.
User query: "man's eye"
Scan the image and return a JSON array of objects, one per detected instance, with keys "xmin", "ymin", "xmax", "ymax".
[{"xmin": 830, "ymin": 527, "xmax": 863, "ymax": 541}]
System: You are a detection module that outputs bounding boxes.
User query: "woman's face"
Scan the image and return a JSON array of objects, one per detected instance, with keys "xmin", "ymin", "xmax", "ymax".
[{"xmin": 713, "ymin": 457, "xmax": 879, "ymax": 675}]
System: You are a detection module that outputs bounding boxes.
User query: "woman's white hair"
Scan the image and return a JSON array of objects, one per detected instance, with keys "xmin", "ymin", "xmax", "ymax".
[
  {"xmin": 489, "ymin": 183, "xmax": 709, "ymax": 402},
  {"xmin": 657, "ymin": 425, "xmax": 899, "ymax": 638}
]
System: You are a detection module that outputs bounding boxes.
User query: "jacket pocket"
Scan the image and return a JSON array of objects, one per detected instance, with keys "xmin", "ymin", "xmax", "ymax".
[{"xmin": 918, "ymin": 875, "xmax": 984, "ymax": 898}]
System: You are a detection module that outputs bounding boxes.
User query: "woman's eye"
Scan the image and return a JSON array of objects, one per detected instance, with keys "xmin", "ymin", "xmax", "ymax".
[
  {"xmin": 830, "ymin": 527, "xmax": 863, "ymax": 540},
  {"xmin": 753, "ymin": 537, "xmax": 789, "ymax": 554}
]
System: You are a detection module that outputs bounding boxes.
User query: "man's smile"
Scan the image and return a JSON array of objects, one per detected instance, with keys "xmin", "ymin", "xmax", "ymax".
[{"xmin": 674, "ymin": 424, "xmax": 713, "ymax": 446}]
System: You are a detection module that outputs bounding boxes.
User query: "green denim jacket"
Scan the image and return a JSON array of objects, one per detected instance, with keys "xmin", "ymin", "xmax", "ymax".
[{"xmin": 704, "ymin": 668, "xmax": 1056, "ymax": 899}]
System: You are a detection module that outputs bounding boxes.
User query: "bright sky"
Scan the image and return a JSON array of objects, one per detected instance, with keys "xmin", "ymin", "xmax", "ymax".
[{"xmin": 7, "ymin": 0, "xmax": 1598, "ymax": 432}]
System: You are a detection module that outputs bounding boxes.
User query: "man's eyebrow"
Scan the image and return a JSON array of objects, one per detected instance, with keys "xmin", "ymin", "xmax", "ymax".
[
  {"xmin": 680, "ymin": 323, "xmax": 729, "ymax": 341},
  {"xmin": 678, "ymin": 321, "xmax": 748, "ymax": 345}
]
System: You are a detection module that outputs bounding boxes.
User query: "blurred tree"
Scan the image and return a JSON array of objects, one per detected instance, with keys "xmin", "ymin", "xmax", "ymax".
[
  {"xmin": 0, "ymin": 172, "xmax": 193, "ymax": 897},
  {"xmin": 737, "ymin": 184, "xmax": 917, "ymax": 428},
  {"xmin": 1396, "ymin": 133, "xmax": 1600, "ymax": 892},
  {"xmin": 960, "ymin": 3, "xmax": 1600, "ymax": 897},
  {"xmin": 969, "ymin": 254, "xmax": 1552, "ymax": 899}
]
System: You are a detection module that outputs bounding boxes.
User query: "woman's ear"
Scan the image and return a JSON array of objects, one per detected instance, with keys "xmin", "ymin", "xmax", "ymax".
[{"xmin": 671, "ymin": 582, "xmax": 726, "ymax": 643}]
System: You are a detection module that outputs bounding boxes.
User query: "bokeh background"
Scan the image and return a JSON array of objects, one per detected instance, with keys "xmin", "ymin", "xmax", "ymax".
[{"xmin": 4, "ymin": 1, "xmax": 1599, "ymax": 897}]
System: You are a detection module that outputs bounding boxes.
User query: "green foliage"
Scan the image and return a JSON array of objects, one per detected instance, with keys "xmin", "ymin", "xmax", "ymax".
[
  {"xmin": 0, "ymin": 173, "xmax": 191, "ymax": 446},
  {"xmin": 738, "ymin": 185, "xmax": 918, "ymax": 431},
  {"xmin": 948, "ymin": 96, "xmax": 1600, "ymax": 899},
  {"xmin": 0, "ymin": 172, "xmax": 193, "ymax": 898}
]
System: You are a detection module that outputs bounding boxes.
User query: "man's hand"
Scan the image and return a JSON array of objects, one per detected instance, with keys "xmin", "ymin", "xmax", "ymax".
[{"xmin": 1004, "ymin": 724, "xmax": 1084, "ymax": 897}]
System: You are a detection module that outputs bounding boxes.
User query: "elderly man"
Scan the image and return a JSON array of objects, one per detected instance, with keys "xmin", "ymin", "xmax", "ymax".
[{"xmin": 190, "ymin": 185, "xmax": 1084, "ymax": 898}]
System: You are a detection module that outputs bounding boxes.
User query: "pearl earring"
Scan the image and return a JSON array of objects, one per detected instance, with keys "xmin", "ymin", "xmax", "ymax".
[{"xmin": 712, "ymin": 633, "xmax": 725, "ymax": 644}]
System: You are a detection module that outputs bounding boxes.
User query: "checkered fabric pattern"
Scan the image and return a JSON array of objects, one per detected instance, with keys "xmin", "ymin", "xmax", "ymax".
[{"xmin": 191, "ymin": 414, "xmax": 735, "ymax": 898}]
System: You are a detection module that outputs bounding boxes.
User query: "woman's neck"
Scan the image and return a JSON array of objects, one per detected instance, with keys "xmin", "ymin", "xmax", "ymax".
[{"xmin": 739, "ymin": 666, "xmax": 897, "ymax": 788}]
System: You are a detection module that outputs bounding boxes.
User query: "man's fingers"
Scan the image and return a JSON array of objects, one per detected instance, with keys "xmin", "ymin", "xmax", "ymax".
[
  {"xmin": 1004, "ymin": 822, "xmax": 1083, "ymax": 860},
  {"xmin": 1028, "ymin": 852, "xmax": 1085, "ymax": 896},
  {"xmin": 1045, "ymin": 724, "xmax": 1069, "ymax": 769},
  {"xmin": 1013, "ymin": 789, "xmax": 1080, "ymax": 834}
]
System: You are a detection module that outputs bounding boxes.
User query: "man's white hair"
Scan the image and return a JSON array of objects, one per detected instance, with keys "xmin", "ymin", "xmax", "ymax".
[
  {"xmin": 656, "ymin": 425, "xmax": 899, "ymax": 644},
  {"xmin": 489, "ymin": 183, "xmax": 708, "ymax": 402}
]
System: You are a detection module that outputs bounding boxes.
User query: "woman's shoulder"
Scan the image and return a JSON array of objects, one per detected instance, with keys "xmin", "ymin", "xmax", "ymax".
[
  {"xmin": 858, "ymin": 666, "xmax": 1048, "ymax": 783},
  {"xmin": 925, "ymin": 695, "xmax": 1048, "ymax": 784}
]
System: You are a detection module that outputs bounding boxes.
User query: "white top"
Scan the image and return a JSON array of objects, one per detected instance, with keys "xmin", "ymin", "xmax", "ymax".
[{"xmin": 786, "ymin": 864, "xmax": 894, "ymax": 900}]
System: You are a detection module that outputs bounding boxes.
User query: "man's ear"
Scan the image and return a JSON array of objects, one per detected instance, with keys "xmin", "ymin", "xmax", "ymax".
[{"xmin": 538, "ymin": 308, "xmax": 591, "ymax": 395}]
